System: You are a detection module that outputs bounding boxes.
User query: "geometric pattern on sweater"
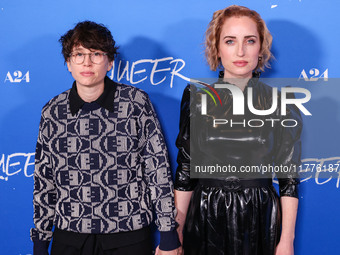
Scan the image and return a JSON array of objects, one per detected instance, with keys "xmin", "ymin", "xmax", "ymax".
[{"xmin": 31, "ymin": 81, "xmax": 176, "ymax": 242}]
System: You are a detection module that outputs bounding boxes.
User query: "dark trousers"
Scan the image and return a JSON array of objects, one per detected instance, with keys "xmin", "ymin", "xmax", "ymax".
[{"xmin": 51, "ymin": 227, "xmax": 152, "ymax": 255}]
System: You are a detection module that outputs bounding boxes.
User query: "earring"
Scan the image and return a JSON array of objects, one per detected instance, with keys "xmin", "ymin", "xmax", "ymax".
[
  {"xmin": 258, "ymin": 56, "xmax": 263, "ymax": 62},
  {"xmin": 253, "ymin": 71, "xmax": 261, "ymax": 78}
]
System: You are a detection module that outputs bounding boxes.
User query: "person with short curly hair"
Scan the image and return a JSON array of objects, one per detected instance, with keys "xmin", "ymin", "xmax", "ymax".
[
  {"xmin": 59, "ymin": 21, "xmax": 119, "ymax": 63},
  {"xmin": 31, "ymin": 21, "xmax": 180, "ymax": 255}
]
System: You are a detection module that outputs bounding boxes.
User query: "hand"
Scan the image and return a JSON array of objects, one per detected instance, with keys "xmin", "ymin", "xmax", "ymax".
[
  {"xmin": 177, "ymin": 226, "xmax": 183, "ymax": 246},
  {"xmin": 177, "ymin": 246, "xmax": 184, "ymax": 255},
  {"xmin": 176, "ymin": 228, "xmax": 184, "ymax": 255},
  {"xmin": 155, "ymin": 245, "xmax": 181, "ymax": 255},
  {"xmin": 275, "ymin": 239, "xmax": 294, "ymax": 255}
]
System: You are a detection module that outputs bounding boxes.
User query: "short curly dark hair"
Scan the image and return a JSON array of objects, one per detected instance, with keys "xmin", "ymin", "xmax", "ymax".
[{"xmin": 59, "ymin": 21, "xmax": 118, "ymax": 62}]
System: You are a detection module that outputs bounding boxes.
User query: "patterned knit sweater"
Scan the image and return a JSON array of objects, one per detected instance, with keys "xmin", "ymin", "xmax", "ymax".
[{"xmin": 30, "ymin": 78, "xmax": 177, "ymax": 245}]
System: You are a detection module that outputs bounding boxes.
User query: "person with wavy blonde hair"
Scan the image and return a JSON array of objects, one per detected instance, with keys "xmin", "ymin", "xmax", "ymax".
[
  {"xmin": 174, "ymin": 5, "xmax": 301, "ymax": 255},
  {"xmin": 205, "ymin": 5, "xmax": 273, "ymax": 73}
]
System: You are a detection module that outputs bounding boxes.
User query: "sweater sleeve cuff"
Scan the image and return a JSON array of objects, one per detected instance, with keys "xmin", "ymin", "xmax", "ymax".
[
  {"xmin": 159, "ymin": 229, "xmax": 181, "ymax": 251},
  {"xmin": 33, "ymin": 239, "xmax": 50, "ymax": 255}
]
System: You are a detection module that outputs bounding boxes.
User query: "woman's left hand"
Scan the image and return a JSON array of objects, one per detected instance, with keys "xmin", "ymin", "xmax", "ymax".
[{"xmin": 275, "ymin": 239, "xmax": 294, "ymax": 255}]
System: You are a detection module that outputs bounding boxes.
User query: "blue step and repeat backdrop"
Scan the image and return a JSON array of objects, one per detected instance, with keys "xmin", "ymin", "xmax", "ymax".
[{"xmin": 0, "ymin": 0, "xmax": 339, "ymax": 254}]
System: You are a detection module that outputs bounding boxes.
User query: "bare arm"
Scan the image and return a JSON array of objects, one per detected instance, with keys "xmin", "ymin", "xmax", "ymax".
[
  {"xmin": 175, "ymin": 190, "xmax": 193, "ymax": 244},
  {"xmin": 275, "ymin": 196, "xmax": 298, "ymax": 255}
]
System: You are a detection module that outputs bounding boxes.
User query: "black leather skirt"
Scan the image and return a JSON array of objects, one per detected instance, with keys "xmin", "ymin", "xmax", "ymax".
[{"xmin": 182, "ymin": 179, "xmax": 281, "ymax": 255}]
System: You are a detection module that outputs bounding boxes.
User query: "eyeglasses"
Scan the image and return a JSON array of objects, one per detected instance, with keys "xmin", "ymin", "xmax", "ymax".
[{"xmin": 69, "ymin": 52, "xmax": 108, "ymax": 64}]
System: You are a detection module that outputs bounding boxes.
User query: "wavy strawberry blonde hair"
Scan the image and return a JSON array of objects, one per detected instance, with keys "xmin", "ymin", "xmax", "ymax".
[{"xmin": 205, "ymin": 5, "xmax": 273, "ymax": 72}]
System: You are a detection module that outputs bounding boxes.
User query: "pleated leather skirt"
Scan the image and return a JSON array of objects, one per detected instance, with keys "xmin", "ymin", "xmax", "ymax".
[{"xmin": 182, "ymin": 183, "xmax": 281, "ymax": 255}]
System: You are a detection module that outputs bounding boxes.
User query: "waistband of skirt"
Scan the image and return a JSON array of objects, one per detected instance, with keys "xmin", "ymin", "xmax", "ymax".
[{"xmin": 199, "ymin": 177, "xmax": 272, "ymax": 191}]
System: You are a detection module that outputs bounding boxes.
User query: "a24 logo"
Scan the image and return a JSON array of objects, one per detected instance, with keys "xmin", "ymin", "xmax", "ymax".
[
  {"xmin": 299, "ymin": 68, "xmax": 328, "ymax": 81},
  {"xmin": 4, "ymin": 71, "xmax": 30, "ymax": 83}
]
